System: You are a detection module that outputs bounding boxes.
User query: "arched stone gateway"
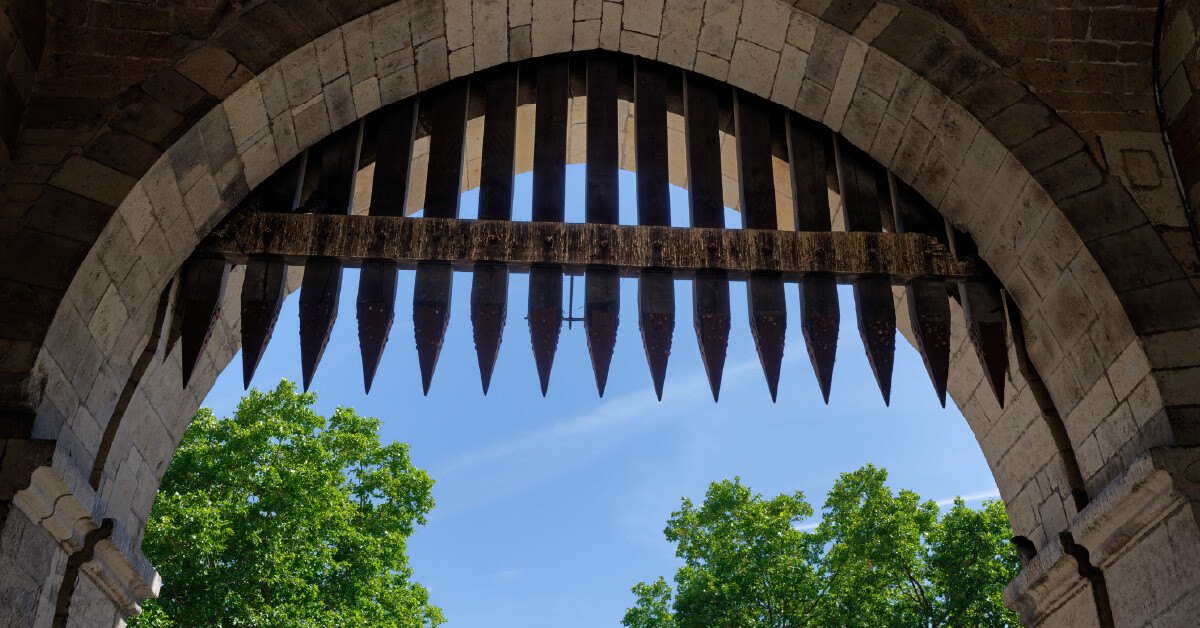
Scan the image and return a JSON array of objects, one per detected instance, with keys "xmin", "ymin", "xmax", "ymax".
[{"xmin": 0, "ymin": 1, "xmax": 1198, "ymax": 626}]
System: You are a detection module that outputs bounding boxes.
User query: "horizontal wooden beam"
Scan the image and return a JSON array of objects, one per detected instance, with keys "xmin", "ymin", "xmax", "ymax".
[{"xmin": 196, "ymin": 213, "xmax": 987, "ymax": 282}]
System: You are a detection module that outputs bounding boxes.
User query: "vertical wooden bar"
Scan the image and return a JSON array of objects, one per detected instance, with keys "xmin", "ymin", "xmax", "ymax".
[
  {"xmin": 357, "ymin": 99, "xmax": 417, "ymax": 393},
  {"xmin": 370, "ymin": 99, "xmax": 419, "ymax": 217},
  {"xmin": 299, "ymin": 120, "xmax": 363, "ymax": 390},
  {"xmin": 583, "ymin": 52, "xmax": 622, "ymax": 396},
  {"xmin": 315, "ymin": 121, "xmax": 363, "ymax": 214},
  {"xmin": 240, "ymin": 155, "xmax": 303, "ymax": 389},
  {"xmin": 478, "ymin": 67, "xmax": 519, "ymax": 221},
  {"xmin": 734, "ymin": 90, "xmax": 786, "ymax": 401},
  {"xmin": 945, "ymin": 220, "xmax": 1009, "ymax": 406},
  {"xmin": 889, "ymin": 173, "xmax": 951, "ymax": 406},
  {"xmin": 533, "ymin": 56, "xmax": 569, "ymax": 223},
  {"xmin": 636, "ymin": 59, "xmax": 671, "ymax": 227},
  {"xmin": 472, "ymin": 67, "xmax": 519, "ymax": 393},
  {"xmin": 684, "ymin": 73, "xmax": 724, "ymax": 229},
  {"xmin": 636, "ymin": 59, "xmax": 676, "ymax": 399},
  {"xmin": 528, "ymin": 55, "xmax": 569, "ymax": 394},
  {"xmin": 787, "ymin": 113, "xmax": 838, "ymax": 402},
  {"xmin": 413, "ymin": 81, "xmax": 469, "ymax": 393},
  {"xmin": 684, "ymin": 72, "xmax": 729, "ymax": 401},
  {"xmin": 422, "ymin": 79, "xmax": 470, "ymax": 219},
  {"xmin": 179, "ymin": 256, "xmax": 230, "ymax": 388},
  {"xmin": 834, "ymin": 133, "xmax": 895, "ymax": 405},
  {"xmin": 586, "ymin": 52, "xmax": 620, "ymax": 225},
  {"xmin": 951, "ymin": 220, "xmax": 1008, "ymax": 406}
]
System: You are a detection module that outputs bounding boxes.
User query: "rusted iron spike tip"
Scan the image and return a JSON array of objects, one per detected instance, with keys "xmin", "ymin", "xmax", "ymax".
[
  {"xmin": 298, "ymin": 260, "xmax": 342, "ymax": 393},
  {"xmin": 241, "ymin": 259, "xmax": 287, "ymax": 391},
  {"xmin": 640, "ymin": 270, "xmax": 675, "ymax": 402},
  {"xmin": 413, "ymin": 263, "xmax": 453, "ymax": 396},
  {"xmin": 357, "ymin": 261, "xmax": 398, "ymax": 395},
  {"xmin": 471, "ymin": 263, "xmax": 509, "ymax": 395},
  {"xmin": 528, "ymin": 267, "xmax": 563, "ymax": 397},
  {"xmin": 799, "ymin": 276, "xmax": 838, "ymax": 405},
  {"xmin": 748, "ymin": 275, "xmax": 786, "ymax": 403},
  {"xmin": 584, "ymin": 269, "xmax": 619, "ymax": 397},
  {"xmin": 906, "ymin": 279, "xmax": 951, "ymax": 409}
]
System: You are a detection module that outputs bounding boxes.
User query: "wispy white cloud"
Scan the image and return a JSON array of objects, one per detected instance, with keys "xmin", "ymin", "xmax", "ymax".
[
  {"xmin": 935, "ymin": 489, "xmax": 1000, "ymax": 507},
  {"xmin": 428, "ymin": 365, "xmax": 718, "ymax": 518},
  {"xmin": 787, "ymin": 489, "xmax": 1002, "ymax": 532},
  {"xmin": 490, "ymin": 569, "xmax": 521, "ymax": 582},
  {"xmin": 429, "ymin": 350, "xmax": 792, "ymax": 521}
]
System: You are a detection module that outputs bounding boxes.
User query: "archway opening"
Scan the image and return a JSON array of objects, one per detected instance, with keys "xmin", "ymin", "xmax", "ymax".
[{"xmin": 189, "ymin": 165, "xmax": 1002, "ymax": 625}]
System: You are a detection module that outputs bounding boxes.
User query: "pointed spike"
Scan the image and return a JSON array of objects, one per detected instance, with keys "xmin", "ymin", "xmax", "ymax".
[
  {"xmin": 799, "ymin": 274, "xmax": 838, "ymax": 404},
  {"xmin": 693, "ymin": 271, "xmax": 730, "ymax": 402},
  {"xmin": 240, "ymin": 258, "xmax": 287, "ymax": 390},
  {"xmin": 471, "ymin": 262, "xmax": 509, "ymax": 395},
  {"xmin": 584, "ymin": 268, "xmax": 619, "ymax": 397},
  {"xmin": 528, "ymin": 265, "xmax": 563, "ymax": 396},
  {"xmin": 179, "ymin": 257, "xmax": 230, "ymax": 388},
  {"xmin": 639, "ymin": 269, "xmax": 675, "ymax": 401},
  {"xmin": 357, "ymin": 260, "xmax": 398, "ymax": 394},
  {"xmin": 748, "ymin": 273, "xmax": 786, "ymax": 402},
  {"xmin": 299, "ymin": 259, "xmax": 343, "ymax": 392},
  {"xmin": 906, "ymin": 279, "xmax": 951, "ymax": 407},
  {"xmin": 960, "ymin": 280, "xmax": 1009, "ymax": 407},
  {"xmin": 852, "ymin": 276, "xmax": 896, "ymax": 405},
  {"xmin": 413, "ymin": 262, "xmax": 453, "ymax": 396}
]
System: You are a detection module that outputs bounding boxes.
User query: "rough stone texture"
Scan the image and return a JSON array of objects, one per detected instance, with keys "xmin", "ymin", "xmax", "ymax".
[{"xmin": 1, "ymin": 0, "xmax": 1200, "ymax": 626}]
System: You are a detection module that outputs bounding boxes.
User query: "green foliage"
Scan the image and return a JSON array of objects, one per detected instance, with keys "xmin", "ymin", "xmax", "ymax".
[
  {"xmin": 623, "ymin": 465, "xmax": 1020, "ymax": 628},
  {"xmin": 130, "ymin": 380, "xmax": 443, "ymax": 628}
]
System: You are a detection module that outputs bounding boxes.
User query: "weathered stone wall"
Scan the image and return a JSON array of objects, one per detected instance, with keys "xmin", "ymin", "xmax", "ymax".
[
  {"xmin": 0, "ymin": 0, "xmax": 43, "ymax": 177},
  {"xmin": 0, "ymin": 508, "xmax": 66, "ymax": 627},
  {"xmin": 1162, "ymin": 0, "xmax": 1200, "ymax": 204}
]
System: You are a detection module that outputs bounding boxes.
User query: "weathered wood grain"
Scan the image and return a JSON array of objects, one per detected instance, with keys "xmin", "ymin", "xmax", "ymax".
[
  {"xmin": 423, "ymin": 80, "xmax": 470, "ymax": 219},
  {"xmin": 533, "ymin": 56, "xmax": 569, "ymax": 222},
  {"xmin": 478, "ymin": 67, "xmax": 519, "ymax": 221},
  {"xmin": 586, "ymin": 52, "xmax": 620, "ymax": 225},
  {"xmin": 198, "ymin": 214, "xmax": 985, "ymax": 281},
  {"xmin": 683, "ymin": 73, "xmax": 724, "ymax": 229},
  {"xmin": 636, "ymin": 59, "xmax": 672, "ymax": 227},
  {"xmin": 371, "ymin": 99, "xmax": 418, "ymax": 217}
]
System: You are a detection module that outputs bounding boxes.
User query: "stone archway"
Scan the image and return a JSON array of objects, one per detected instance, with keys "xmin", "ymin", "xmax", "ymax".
[{"xmin": 1, "ymin": 1, "xmax": 1199, "ymax": 627}]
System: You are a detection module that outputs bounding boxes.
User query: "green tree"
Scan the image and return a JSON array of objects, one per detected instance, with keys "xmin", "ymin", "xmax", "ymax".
[
  {"xmin": 623, "ymin": 465, "xmax": 1020, "ymax": 628},
  {"xmin": 130, "ymin": 380, "xmax": 443, "ymax": 628}
]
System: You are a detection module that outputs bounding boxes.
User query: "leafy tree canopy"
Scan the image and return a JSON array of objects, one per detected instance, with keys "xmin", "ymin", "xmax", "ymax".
[
  {"xmin": 130, "ymin": 380, "xmax": 443, "ymax": 628},
  {"xmin": 623, "ymin": 465, "xmax": 1020, "ymax": 628}
]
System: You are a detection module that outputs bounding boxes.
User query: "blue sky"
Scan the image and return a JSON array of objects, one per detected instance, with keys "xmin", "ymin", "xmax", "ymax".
[{"xmin": 200, "ymin": 168, "xmax": 1000, "ymax": 626}]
